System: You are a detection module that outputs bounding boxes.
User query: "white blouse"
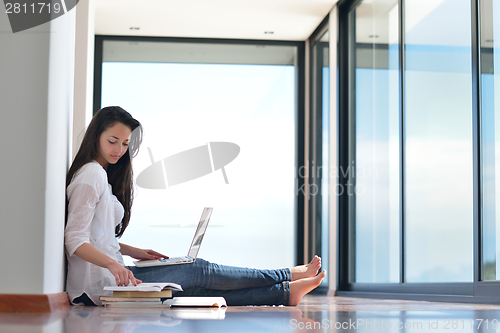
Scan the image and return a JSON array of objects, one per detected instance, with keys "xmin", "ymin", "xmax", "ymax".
[{"xmin": 65, "ymin": 160, "xmax": 126, "ymax": 305}]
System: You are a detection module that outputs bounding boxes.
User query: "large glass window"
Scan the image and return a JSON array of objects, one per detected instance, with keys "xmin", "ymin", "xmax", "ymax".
[
  {"xmin": 99, "ymin": 40, "xmax": 299, "ymax": 269},
  {"xmin": 481, "ymin": 0, "xmax": 500, "ymax": 281},
  {"xmin": 351, "ymin": 0, "xmax": 400, "ymax": 283},
  {"xmin": 341, "ymin": 0, "xmax": 500, "ymax": 301},
  {"xmin": 404, "ymin": 0, "xmax": 473, "ymax": 283},
  {"xmin": 345, "ymin": 0, "xmax": 474, "ymax": 287}
]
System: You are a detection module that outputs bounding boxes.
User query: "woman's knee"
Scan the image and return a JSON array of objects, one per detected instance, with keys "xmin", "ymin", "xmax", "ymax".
[{"xmin": 194, "ymin": 258, "xmax": 210, "ymax": 266}]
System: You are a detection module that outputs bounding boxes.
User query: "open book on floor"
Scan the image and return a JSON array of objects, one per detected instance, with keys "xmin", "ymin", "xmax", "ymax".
[
  {"xmin": 104, "ymin": 282, "xmax": 182, "ymax": 292},
  {"xmin": 168, "ymin": 307, "xmax": 227, "ymax": 320},
  {"xmin": 163, "ymin": 297, "xmax": 227, "ymax": 308}
]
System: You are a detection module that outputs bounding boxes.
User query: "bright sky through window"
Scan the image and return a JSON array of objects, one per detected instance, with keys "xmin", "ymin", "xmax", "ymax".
[{"xmin": 101, "ymin": 62, "xmax": 296, "ymax": 269}]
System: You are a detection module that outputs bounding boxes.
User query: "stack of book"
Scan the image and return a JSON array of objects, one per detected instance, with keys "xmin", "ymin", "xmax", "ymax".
[{"xmin": 100, "ymin": 282, "xmax": 183, "ymax": 307}]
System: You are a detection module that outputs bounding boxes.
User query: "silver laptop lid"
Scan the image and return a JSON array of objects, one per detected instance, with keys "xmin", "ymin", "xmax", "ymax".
[{"xmin": 187, "ymin": 207, "xmax": 213, "ymax": 258}]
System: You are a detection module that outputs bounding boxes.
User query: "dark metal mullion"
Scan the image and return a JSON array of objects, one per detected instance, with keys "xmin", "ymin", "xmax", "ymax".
[
  {"xmin": 471, "ymin": 0, "xmax": 482, "ymax": 290},
  {"xmin": 337, "ymin": 3, "xmax": 351, "ymax": 289},
  {"xmin": 314, "ymin": 44, "xmax": 325, "ymax": 260},
  {"xmin": 296, "ymin": 42, "xmax": 306, "ymax": 267},
  {"xmin": 308, "ymin": 43, "xmax": 318, "ymax": 262},
  {"xmin": 93, "ymin": 36, "xmax": 104, "ymax": 115},
  {"xmin": 398, "ymin": 0, "xmax": 406, "ymax": 284}
]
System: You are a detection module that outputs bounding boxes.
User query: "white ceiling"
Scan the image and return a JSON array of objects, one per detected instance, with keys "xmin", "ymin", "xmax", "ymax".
[{"xmin": 94, "ymin": 0, "xmax": 337, "ymax": 41}]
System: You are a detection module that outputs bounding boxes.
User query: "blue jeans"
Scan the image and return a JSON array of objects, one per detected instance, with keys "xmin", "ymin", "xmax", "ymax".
[{"xmin": 127, "ymin": 258, "xmax": 291, "ymax": 306}]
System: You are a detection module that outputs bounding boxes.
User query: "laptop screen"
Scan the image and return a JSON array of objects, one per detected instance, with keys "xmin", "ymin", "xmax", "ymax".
[{"xmin": 187, "ymin": 207, "xmax": 213, "ymax": 258}]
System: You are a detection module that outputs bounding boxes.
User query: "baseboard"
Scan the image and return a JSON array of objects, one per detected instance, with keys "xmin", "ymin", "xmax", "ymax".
[
  {"xmin": 335, "ymin": 291, "xmax": 500, "ymax": 305},
  {"xmin": 0, "ymin": 292, "xmax": 70, "ymax": 312}
]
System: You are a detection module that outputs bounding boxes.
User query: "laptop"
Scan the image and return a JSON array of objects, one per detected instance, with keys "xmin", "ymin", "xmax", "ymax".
[{"xmin": 133, "ymin": 207, "xmax": 213, "ymax": 268}]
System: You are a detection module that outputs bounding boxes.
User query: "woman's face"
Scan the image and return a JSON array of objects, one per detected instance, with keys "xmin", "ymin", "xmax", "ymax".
[{"xmin": 95, "ymin": 122, "xmax": 132, "ymax": 169}]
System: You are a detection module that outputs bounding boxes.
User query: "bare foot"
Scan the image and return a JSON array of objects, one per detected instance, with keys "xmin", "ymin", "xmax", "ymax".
[
  {"xmin": 289, "ymin": 270, "xmax": 327, "ymax": 306},
  {"xmin": 290, "ymin": 255, "xmax": 321, "ymax": 281}
]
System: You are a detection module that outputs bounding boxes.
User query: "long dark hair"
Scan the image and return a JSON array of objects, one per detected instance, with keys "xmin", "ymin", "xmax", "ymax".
[{"xmin": 66, "ymin": 106, "xmax": 143, "ymax": 238}]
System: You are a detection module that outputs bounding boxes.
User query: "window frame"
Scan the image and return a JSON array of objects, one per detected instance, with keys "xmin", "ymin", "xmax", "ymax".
[
  {"xmin": 93, "ymin": 35, "xmax": 307, "ymax": 266},
  {"xmin": 308, "ymin": 15, "xmax": 331, "ymax": 291}
]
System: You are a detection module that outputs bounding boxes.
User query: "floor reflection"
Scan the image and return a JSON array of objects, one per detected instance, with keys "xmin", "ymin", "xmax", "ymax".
[
  {"xmin": 3, "ymin": 296, "xmax": 500, "ymax": 333},
  {"xmin": 63, "ymin": 306, "xmax": 309, "ymax": 333}
]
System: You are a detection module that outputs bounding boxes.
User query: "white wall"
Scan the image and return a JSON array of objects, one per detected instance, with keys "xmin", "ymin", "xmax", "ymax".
[
  {"xmin": 73, "ymin": 0, "xmax": 95, "ymax": 159},
  {"xmin": 44, "ymin": 9, "xmax": 77, "ymax": 294},
  {"xmin": 0, "ymin": 7, "xmax": 76, "ymax": 294}
]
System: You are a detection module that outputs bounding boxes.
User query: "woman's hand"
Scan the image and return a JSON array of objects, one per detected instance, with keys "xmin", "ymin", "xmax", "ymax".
[
  {"xmin": 133, "ymin": 248, "xmax": 169, "ymax": 261},
  {"xmin": 106, "ymin": 261, "xmax": 142, "ymax": 286},
  {"xmin": 119, "ymin": 243, "xmax": 169, "ymax": 261},
  {"xmin": 73, "ymin": 243, "xmax": 142, "ymax": 286}
]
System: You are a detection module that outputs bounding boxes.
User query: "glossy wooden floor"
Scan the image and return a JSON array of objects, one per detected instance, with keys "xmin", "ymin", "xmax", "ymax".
[{"xmin": 3, "ymin": 296, "xmax": 500, "ymax": 332}]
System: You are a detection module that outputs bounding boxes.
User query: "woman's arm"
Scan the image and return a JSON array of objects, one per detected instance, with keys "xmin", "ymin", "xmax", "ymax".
[
  {"xmin": 119, "ymin": 243, "xmax": 169, "ymax": 260},
  {"xmin": 74, "ymin": 243, "xmax": 141, "ymax": 286},
  {"xmin": 66, "ymin": 165, "xmax": 141, "ymax": 287}
]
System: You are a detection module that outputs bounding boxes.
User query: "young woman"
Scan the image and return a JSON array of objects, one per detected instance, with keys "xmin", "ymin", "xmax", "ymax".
[{"xmin": 65, "ymin": 106, "xmax": 326, "ymax": 306}]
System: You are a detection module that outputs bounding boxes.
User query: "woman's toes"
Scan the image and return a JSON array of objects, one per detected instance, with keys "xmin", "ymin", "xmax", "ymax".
[{"xmin": 291, "ymin": 256, "xmax": 322, "ymax": 281}]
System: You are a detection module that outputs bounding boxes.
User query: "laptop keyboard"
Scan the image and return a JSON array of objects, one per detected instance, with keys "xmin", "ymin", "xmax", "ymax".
[{"xmin": 160, "ymin": 256, "xmax": 191, "ymax": 263}]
